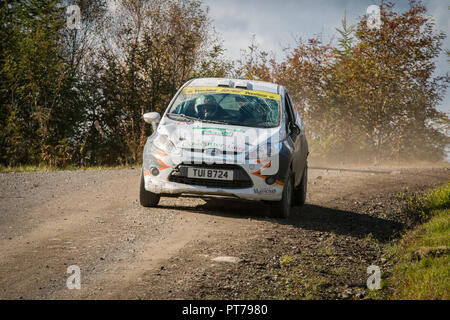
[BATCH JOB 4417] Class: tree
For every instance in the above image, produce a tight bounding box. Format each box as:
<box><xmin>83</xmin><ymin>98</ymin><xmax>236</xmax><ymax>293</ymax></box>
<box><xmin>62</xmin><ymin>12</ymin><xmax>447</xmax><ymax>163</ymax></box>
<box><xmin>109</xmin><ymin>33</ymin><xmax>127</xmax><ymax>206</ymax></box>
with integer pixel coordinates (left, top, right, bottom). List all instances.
<box><xmin>1</xmin><ymin>0</ymin><xmax>72</xmax><ymax>166</ymax></box>
<box><xmin>346</xmin><ymin>1</ymin><xmax>448</xmax><ymax>161</ymax></box>
<box><xmin>335</xmin><ymin>11</ymin><xmax>356</xmax><ymax>57</ymax></box>
<box><xmin>235</xmin><ymin>35</ymin><xmax>275</xmax><ymax>82</ymax></box>
<box><xmin>83</xmin><ymin>0</ymin><xmax>225</xmax><ymax>164</ymax></box>
<box><xmin>0</xmin><ymin>0</ymin><xmax>108</xmax><ymax>167</ymax></box>
<box><xmin>274</xmin><ymin>1</ymin><xmax>449</xmax><ymax>163</ymax></box>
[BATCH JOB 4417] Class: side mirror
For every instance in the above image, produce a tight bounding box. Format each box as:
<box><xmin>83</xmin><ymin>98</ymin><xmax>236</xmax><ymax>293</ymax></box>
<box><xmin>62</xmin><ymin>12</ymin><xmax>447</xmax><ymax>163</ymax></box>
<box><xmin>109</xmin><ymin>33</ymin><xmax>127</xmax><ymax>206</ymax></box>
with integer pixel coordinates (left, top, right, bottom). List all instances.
<box><xmin>143</xmin><ymin>112</ymin><xmax>160</xmax><ymax>131</ymax></box>
<box><xmin>290</xmin><ymin>123</ymin><xmax>301</xmax><ymax>137</ymax></box>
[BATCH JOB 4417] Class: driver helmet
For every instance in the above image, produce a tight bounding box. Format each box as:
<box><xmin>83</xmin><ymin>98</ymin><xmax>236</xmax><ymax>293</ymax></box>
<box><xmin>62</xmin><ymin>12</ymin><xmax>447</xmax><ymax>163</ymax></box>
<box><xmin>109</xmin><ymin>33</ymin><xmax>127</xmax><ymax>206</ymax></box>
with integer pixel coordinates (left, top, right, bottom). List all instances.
<box><xmin>194</xmin><ymin>95</ymin><xmax>218</xmax><ymax>119</ymax></box>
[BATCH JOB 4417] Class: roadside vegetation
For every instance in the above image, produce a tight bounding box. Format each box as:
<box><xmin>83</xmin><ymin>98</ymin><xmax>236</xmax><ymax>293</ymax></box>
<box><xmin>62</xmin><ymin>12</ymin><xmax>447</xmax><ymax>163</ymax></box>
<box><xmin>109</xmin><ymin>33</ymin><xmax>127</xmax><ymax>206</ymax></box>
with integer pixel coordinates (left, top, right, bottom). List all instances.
<box><xmin>378</xmin><ymin>183</ymin><xmax>450</xmax><ymax>299</ymax></box>
<box><xmin>0</xmin><ymin>164</ymin><xmax>137</xmax><ymax>173</ymax></box>
<box><xmin>1</xmin><ymin>1</ymin><xmax>448</xmax><ymax>169</ymax></box>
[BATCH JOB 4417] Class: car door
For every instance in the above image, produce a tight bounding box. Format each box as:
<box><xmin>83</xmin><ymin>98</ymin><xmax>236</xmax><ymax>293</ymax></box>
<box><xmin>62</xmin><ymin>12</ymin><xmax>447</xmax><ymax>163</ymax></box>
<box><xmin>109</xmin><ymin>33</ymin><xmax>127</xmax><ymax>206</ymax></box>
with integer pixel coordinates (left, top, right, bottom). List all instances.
<box><xmin>284</xmin><ymin>92</ymin><xmax>303</xmax><ymax>187</ymax></box>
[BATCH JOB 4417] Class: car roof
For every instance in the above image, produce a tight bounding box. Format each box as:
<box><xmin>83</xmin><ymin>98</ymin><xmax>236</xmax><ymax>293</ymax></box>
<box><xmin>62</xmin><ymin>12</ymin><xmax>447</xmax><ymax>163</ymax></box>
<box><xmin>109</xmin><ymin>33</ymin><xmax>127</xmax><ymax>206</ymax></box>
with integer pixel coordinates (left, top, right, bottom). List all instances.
<box><xmin>187</xmin><ymin>78</ymin><xmax>280</xmax><ymax>94</ymax></box>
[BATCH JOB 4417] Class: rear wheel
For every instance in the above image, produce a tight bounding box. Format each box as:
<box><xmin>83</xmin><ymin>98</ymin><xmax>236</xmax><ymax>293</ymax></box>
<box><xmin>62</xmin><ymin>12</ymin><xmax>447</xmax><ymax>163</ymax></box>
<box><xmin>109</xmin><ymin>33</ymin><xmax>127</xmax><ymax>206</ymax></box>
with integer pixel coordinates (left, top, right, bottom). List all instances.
<box><xmin>269</xmin><ymin>170</ymin><xmax>294</xmax><ymax>219</ymax></box>
<box><xmin>294</xmin><ymin>163</ymin><xmax>307</xmax><ymax>207</ymax></box>
<box><xmin>140</xmin><ymin>171</ymin><xmax>160</xmax><ymax>207</ymax></box>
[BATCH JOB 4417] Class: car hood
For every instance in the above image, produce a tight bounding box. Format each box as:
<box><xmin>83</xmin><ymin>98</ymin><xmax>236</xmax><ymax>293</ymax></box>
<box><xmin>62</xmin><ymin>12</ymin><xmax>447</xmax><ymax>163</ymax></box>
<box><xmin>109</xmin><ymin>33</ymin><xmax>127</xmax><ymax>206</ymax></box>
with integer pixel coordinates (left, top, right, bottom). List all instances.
<box><xmin>157</xmin><ymin>117</ymin><xmax>283</xmax><ymax>153</ymax></box>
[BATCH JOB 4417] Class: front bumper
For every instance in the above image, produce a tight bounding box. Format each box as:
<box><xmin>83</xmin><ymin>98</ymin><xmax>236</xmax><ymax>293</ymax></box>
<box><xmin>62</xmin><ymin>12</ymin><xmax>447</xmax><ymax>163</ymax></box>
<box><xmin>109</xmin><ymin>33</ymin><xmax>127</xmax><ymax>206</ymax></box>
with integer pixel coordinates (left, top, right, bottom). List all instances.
<box><xmin>142</xmin><ymin>133</ymin><xmax>291</xmax><ymax>201</ymax></box>
<box><xmin>143</xmin><ymin>164</ymin><xmax>285</xmax><ymax>201</ymax></box>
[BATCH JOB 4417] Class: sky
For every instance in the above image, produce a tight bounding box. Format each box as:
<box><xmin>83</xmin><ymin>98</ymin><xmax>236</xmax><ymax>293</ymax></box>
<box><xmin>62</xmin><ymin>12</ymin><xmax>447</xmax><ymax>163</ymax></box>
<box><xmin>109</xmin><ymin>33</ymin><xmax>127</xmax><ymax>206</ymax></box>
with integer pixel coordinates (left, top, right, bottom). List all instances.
<box><xmin>202</xmin><ymin>0</ymin><xmax>449</xmax><ymax>114</ymax></box>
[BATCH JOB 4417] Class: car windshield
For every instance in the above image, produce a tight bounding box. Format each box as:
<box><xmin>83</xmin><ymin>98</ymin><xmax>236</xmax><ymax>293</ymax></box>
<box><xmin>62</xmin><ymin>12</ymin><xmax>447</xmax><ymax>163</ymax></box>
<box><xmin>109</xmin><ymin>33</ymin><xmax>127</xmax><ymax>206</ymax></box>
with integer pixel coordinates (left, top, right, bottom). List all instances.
<box><xmin>167</xmin><ymin>86</ymin><xmax>281</xmax><ymax>128</ymax></box>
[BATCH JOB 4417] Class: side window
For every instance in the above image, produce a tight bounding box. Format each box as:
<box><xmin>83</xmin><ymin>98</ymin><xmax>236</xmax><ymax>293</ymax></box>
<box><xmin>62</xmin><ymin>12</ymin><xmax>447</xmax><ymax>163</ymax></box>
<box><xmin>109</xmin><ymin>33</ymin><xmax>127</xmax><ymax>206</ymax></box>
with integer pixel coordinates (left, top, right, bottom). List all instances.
<box><xmin>287</xmin><ymin>94</ymin><xmax>304</xmax><ymax>131</ymax></box>
<box><xmin>284</xmin><ymin>92</ymin><xmax>295</xmax><ymax>128</ymax></box>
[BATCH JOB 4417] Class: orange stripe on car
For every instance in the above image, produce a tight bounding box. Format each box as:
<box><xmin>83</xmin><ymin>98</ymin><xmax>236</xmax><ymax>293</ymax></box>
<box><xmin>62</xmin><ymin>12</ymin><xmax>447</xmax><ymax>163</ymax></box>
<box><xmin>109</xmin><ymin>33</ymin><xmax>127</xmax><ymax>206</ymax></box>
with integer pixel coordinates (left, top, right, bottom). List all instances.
<box><xmin>151</xmin><ymin>147</ymin><xmax>170</xmax><ymax>170</ymax></box>
<box><xmin>155</xmin><ymin>147</ymin><xmax>168</xmax><ymax>156</ymax></box>
<box><xmin>251</xmin><ymin>161</ymin><xmax>272</xmax><ymax>179</ymax></box>
<box><xmin>252</xmin><ymin>161</ymin><xmax>285</xmax><ymax>186</ymax></box>
<box><xmin>156</xmin><ymin>158</ymin><xmax>170</xmax><ymax>170</ymax></box>
<box><xmin>256</xmin><ymin>159</ymin><xmax>269</xmax><ymax>164</ymax></box>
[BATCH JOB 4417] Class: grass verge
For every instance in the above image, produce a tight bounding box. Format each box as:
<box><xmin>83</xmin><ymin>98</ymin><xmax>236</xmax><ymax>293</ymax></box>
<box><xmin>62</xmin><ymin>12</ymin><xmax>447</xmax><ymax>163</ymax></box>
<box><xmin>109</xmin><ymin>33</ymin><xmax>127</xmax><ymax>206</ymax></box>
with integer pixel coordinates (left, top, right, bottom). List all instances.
<box><xmin>379</xmin><ymin>182</ymin><xmax>449</xmax><ymax>299</ymax></box>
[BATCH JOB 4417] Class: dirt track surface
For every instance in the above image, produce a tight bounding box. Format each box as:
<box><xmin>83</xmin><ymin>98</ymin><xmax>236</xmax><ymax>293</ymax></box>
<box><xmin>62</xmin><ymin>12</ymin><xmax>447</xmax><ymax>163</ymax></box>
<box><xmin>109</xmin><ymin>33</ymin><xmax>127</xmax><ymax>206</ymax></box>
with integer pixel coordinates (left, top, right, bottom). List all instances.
<box><xmin>0</xmin><ymin>166</ymin><xmax>448</xmax><ymax>299</ymax></box>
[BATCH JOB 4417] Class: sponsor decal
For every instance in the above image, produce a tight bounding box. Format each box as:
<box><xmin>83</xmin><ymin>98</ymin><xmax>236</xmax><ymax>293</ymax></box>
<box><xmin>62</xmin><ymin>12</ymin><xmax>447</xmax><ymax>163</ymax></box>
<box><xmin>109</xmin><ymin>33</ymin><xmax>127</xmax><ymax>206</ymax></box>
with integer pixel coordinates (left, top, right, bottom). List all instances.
<box><xmin>254</xmin><ymin>188</ymin><xmax>276</xmax><ymax>194</ymax></box>
<box><xmin>203</xmin><ymin>148</ymin><xmax>219</xmax><ymax>156</ymax></box>
<box><xmin>192</xmin><ymin>126</ymin><xmax>246</xmax><ymax>137</ymax></box>
<box><xmin>175</xmin><ymin>120</ymin><xmax>192</xmax><ymax>125</ymax></box>
<box><xmin>179</xmin><ymin>141</ymin><xmax>245</xmax><ymax>152</ymax></box>
<box><xmin>183</xmin><ymin>86</ymin><xmax>281</xmax><ymax>101</ymax></box>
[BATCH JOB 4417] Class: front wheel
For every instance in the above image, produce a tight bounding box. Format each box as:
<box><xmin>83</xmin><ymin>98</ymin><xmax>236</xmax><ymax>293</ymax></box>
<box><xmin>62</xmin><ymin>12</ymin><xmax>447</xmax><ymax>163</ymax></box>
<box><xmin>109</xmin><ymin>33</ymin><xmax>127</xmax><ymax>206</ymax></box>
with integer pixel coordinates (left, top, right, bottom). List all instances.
<box><xmin>268</xmin><ymin>170</ymin><xmax>294</xmax><ymax>219</ymax></box>
<box><xmin>140</xmin><ymin>171</ymin><xmax>160</xmax><ymax>207</ymax></box>
<box><xmin>294</xmin><ymin>163</ymin><xmax>307</xmax><ymax>207</ymax></box>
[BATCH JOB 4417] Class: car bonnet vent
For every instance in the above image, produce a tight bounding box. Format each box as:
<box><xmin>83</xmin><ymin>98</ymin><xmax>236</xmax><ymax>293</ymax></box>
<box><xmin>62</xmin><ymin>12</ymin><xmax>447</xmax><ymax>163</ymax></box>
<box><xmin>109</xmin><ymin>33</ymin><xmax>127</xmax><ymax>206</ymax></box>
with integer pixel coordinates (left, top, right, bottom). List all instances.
<box><xmin>234</xmin><ymin>80</ymin><xmax>250</xmax><ymax>90</ymax></box>
<box><xmin>217</xmin><ymin>80</ymin><xmax>233</xmax><ymax>88</ymax></box>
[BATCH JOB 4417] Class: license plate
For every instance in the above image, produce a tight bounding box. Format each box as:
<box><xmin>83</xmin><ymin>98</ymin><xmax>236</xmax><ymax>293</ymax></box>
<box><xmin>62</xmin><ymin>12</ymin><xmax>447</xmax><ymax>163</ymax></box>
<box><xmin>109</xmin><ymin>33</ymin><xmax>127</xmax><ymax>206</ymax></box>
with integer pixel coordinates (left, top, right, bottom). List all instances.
<box><xmin>187</xmin><ymin>168</ymin><xmax>233</xmax><ymax>181</ymax></box>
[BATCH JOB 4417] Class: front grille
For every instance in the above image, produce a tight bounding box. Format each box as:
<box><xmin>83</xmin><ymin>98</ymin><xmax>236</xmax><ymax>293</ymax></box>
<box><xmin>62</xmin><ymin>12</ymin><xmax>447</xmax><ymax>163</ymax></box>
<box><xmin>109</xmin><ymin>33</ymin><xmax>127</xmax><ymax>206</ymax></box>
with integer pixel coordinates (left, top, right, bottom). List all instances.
<box><xmin>182</xmin><ymin>148</ymin><xmax>242</xmax><ymax>156</ymax></box>
<box><xmin>169</xmin><ymin>163</ymin><xmax>253</xmax><ymax>189</ymax></box>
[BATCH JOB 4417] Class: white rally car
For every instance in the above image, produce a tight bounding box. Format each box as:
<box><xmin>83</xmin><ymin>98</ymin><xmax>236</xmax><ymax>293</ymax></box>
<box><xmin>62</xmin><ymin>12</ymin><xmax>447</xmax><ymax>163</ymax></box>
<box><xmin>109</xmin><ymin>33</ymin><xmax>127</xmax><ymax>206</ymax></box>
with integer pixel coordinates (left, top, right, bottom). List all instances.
<box><xmin>140</xmin><ymin>78</ymin><xmax>308</xmax><ymax>218</ymax></box>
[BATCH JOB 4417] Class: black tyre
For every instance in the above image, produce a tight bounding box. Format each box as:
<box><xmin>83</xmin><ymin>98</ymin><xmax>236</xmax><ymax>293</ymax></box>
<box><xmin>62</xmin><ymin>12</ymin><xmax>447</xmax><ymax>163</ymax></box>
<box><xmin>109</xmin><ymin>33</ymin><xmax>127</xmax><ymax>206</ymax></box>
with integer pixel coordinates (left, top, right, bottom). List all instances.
<box><xmin>294</xmin><ymin>163</ymin><xmax>307</xmax><ymax>207</ymax></box>
<box><xmin>140</xmin><ymin>171</ymin><xmax>160</xmax><ymax>207</ymax></box>
<box><xmin>269</xmin><ymin>170</ymin><xmax>294</xmax><ymax>219</ymax></box>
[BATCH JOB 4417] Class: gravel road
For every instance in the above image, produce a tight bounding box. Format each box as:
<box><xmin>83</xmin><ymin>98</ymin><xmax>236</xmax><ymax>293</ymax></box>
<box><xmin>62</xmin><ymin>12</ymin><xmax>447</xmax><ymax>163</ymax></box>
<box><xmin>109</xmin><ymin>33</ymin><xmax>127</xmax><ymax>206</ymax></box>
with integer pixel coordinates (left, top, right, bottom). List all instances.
<box><xmin>0</xmin><ymin>166</ymin><xmax>448</xmax><ymax>299</ymax></box>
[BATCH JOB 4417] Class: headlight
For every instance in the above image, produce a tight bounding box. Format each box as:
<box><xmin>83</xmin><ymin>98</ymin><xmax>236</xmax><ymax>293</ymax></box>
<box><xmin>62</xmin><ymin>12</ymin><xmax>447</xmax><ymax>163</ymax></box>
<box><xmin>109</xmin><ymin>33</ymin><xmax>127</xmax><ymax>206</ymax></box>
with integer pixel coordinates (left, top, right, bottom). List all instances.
<box><xmin>152</xmin><ymin>134</ymin><xmax>179</xmax><ymax>154</ymax></box>
<box><xmin>246</xmin><ymin>141</ymin><xmax>282</xmax><ymax>160</ymax></box>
